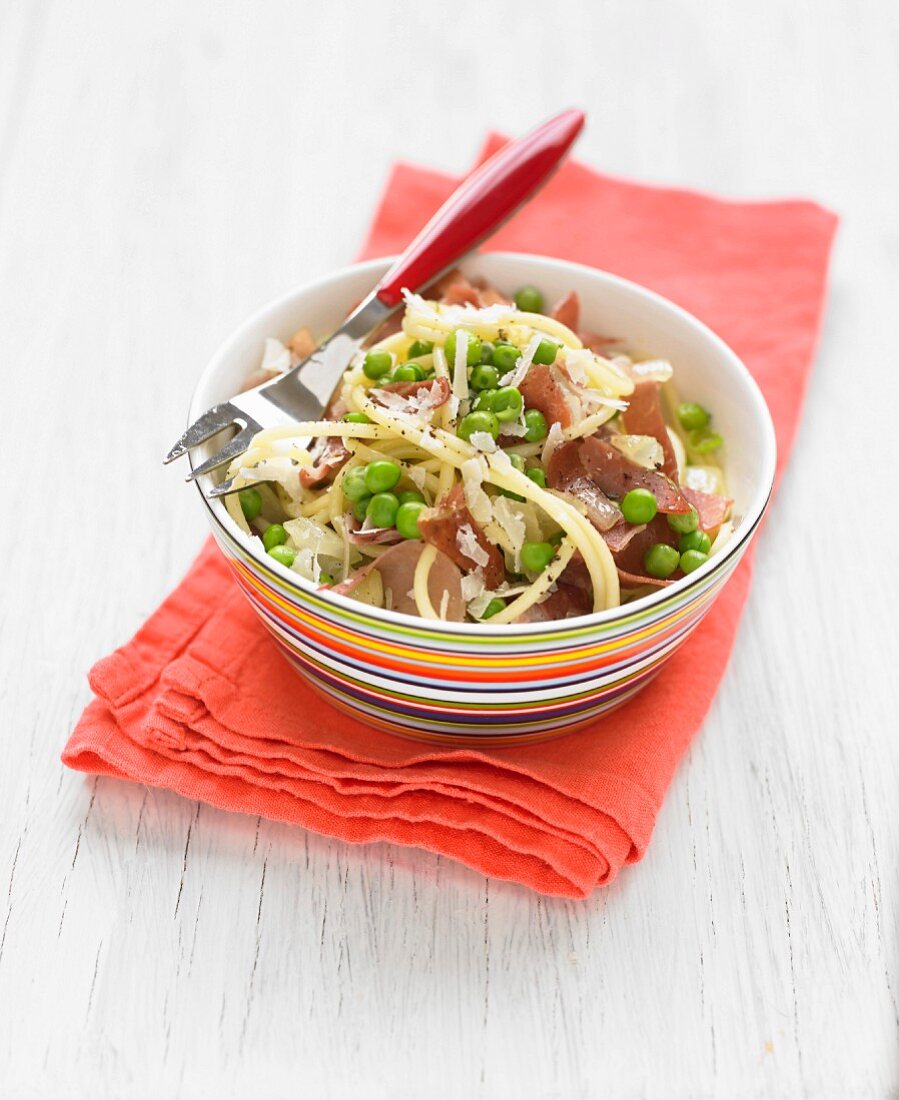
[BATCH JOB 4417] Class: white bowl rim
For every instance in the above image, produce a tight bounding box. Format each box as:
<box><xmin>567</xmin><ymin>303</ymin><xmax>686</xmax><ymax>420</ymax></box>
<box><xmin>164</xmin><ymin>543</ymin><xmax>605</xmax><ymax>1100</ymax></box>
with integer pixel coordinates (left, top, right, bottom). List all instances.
<box><xmin>189</xmin><ymin>252</ymin><xmax>777</xmax><ymax>636</ymax></box>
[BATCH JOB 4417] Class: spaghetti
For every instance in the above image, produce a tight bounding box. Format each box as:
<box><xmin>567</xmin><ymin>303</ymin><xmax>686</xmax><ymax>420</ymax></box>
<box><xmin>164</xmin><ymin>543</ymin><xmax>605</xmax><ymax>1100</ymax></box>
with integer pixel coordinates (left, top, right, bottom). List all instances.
<box><xmin>225</xmin><ymin>274</ymin><xmax>732</xmax><ymax>624</ymax></box>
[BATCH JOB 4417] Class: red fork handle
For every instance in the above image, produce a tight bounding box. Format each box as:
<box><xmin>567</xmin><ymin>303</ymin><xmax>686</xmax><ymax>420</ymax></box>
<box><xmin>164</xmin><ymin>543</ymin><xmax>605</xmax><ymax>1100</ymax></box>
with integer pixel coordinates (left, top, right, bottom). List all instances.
<box><xmin>372</xmin><ymin>109</ymin><xmax>586</xmax><ymax>309</ymax></box>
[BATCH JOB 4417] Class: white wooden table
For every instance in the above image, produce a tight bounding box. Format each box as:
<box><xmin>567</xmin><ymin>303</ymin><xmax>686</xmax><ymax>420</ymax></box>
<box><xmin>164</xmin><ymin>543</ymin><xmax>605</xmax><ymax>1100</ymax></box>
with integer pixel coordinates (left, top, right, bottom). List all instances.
<box><xmin>2</xmin><ymin>1</ymin><xmax>897</xmax><ymax>1096</ymax></box>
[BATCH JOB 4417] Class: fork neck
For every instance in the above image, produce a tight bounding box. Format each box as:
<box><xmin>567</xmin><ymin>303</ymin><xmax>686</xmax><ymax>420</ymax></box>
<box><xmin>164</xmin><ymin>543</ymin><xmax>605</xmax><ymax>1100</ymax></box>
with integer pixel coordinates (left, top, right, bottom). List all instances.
<box><xmin>338</xmin><ymin>290</ymin><xmax>397</xmax><ymax>342</ymax></box>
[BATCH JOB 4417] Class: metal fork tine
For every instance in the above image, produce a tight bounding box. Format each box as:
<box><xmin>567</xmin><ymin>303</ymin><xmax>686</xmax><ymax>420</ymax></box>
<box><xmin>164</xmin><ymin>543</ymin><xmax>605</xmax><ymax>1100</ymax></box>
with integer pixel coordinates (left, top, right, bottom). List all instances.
<box><xmin>206</xmin><ymin>476</ymin><xmax>240</xmax><ymax>499</ymax></box>
<box><xmin>185</xmin><ymin>426</ymin><xmax>258</xmax><ymax>482</ymax></box>
<box><xmin>163</xmin><ymin>402</ymin><xmax>238</xmax><ymax>464</ymax></box>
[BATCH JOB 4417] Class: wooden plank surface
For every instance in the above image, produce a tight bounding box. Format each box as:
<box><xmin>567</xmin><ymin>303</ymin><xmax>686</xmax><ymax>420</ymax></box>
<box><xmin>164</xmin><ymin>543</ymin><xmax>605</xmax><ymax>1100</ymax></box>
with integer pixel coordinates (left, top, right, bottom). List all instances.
<box><xmin>1</xmin><ymin>0</ymin><xmax>897</xmax><ymax>1096</ymax></box>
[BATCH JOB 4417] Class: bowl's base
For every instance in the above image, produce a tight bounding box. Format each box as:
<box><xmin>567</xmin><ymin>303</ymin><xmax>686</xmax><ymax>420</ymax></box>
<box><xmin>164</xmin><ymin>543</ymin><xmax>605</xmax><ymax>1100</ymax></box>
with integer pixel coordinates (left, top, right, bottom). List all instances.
<box><xmin>299</xmin><ymin>662</ymin><xmax>660</xmax><ymax>747</ymax></box>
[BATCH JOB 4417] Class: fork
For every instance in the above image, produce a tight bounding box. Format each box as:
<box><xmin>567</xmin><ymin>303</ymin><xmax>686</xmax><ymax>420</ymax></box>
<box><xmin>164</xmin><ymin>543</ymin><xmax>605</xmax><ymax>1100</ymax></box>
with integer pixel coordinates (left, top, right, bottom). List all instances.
<box><xmin>164</xmin><ymin>108</ymin><xmax>586</xmax><ymax>497</ymax></box>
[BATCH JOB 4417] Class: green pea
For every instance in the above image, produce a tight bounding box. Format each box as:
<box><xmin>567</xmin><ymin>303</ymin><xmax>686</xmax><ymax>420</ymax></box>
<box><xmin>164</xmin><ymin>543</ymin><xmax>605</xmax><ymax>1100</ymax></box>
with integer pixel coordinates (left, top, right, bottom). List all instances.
<box><xmin>364</xmin><ymin>460</ymin><xmax>402</xmax><ymax>494</ymax></box>
<box><xmin>492</xmin><ymin>386</ymin><xmax>524</xmax><ymax>423</ymax></box>
<box><xmin>480</xmin><ymin>341</ymin><xmax>495</xmax><ymax>365</ymax></box>
<box><xmin>680</xmin><ymin>549</ymin><xmax>709</xmax><ymax>574</ymax></box>
<box><xmin>398</xmin><ymin>490</ymin><xmax>425</xmax><ymax>506</ymax></box>
<box><xmin>318</xmin><ymin>571</ymin><xmax>335</xmax><ymax>585</ymax></box>
<box><xmin>458</xmin><ymin>410</ymin><xmax>500</xmax><ymax>442</ymax></box>
<box><xmin>481</xmin><ymin>598</ymin><xmax>505</xmax><ymax>620</ymax></box>
<box><xmin>526</xmin><ymin>467</ymin><xmax>547</xmax><ymax>488</ymax></box>
<box><xmin>473</xmin><ymin>388</ymin><xmax>498</xmax><ymax>411</ymax></box>
<box><xmin>444</xmin><ymin>330</ymin><xmax>482</xmax><ymax>366</ymax></box>
<box><xmin>343</xmin><ymin>412</ymin><xmax>371</xmax><ymax>424</ymax></box>
<box><xmin>238</xmin><ymin>487</ymin><xmax>262</xmax><ymax>522</ymax></box>
<box><xmin>262</xmin><ymin>523</ymin><xmax>288</xmax><ymax>551</ymax></box>
<box><xmin>677</xmin><ymin>402</ymin><xmax>710</xmax><ymax>432</ymax></box>
<box><xmin>341</xmin><ymin>465</ymin><xmax>370</xmax><ymax>503</ymax></box>
<box><xmin>508</xmin><ymin>453</ymin><xmax>527</xmax><ymax>472</ymax></box>
<box><xmin>514</xmin><ymin>286</ymin><xmax>544</xmax><ymax>313</ymax></box>
<box><xmin>643</xmin><ymin>543</ymin><xmax>680</xmax><ymax>579</ymax></box>
<box><xmin>396</xmin><ymin>500</ymin><xmax>426</xmax><ymax>540</ymax></box>
<box><xmin>366</xmin><ymin>492</ymin><xmax>400</xmax><ymax>529</ymax></box>
<box><xmin>621</xmin><ymin>488</ymin><xmax>658</xmax><ymax>525</ymax></box>
<box><xmin>667</xmin><ymin>506</ymin><xmax>699</xmax><ymax>534</ymax></box>
<box><xmin>688</xmin><ymin>428</ymin><xmax>723</xmax><ymax>454</ymax></box>
<box><xmin>363</xmin><ymin>350</ymin><xmax>393</xmax><ymax>380</ymax></box>
<box><xmin>391</xmin><ymin>363</ymin><xmax>424</xmax><ymax>383</ymax></box>
<box><xmin>492</xmin><ymin>343</ymin><xmax>520</xmax><ymax>373</ymax></box>
<box><xmin>679</xmin><ymin>530</ymin><xmax>712</xmax><ymax>554</ymax></box>
<box><xmin>523</xmin><ymin>408</ymin><xmax>548</xmax><ymax>442</ymax></box>
<box><xmin>521</xmin><ymin>541</ymin><xmax>555</xmax><ymax>573</ymax></box>
<box><xmin>268</xmin><ymin>544</ymin><xmax>297</xmax><ymax>567</ymax></box>
<box><xmin>407</xmin><ymin>340</ymin><xmax>433</xmax><ymax>358</ymax></box>
<box><xmin>470</xmin><ymin>364</ymin><xmax>499</xmax><ymax>392</ymax></box>
<box><xmin>353</xmin><ymin>495</ymin><xmax>371</xmax><ymax>521</ymax></box>
<box><xmin>531</xmin><ymin>339</ymin><xmax>559</xmax><ymax>366</ymax></box>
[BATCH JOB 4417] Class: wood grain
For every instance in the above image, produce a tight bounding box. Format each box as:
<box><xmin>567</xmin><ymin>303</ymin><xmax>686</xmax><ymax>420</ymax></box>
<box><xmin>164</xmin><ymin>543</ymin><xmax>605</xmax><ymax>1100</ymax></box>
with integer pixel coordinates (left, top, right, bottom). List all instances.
<box><xmin>1</xmin><ymin>0</ymin><xmax>897</xmax><ymax>1096</ymax></box>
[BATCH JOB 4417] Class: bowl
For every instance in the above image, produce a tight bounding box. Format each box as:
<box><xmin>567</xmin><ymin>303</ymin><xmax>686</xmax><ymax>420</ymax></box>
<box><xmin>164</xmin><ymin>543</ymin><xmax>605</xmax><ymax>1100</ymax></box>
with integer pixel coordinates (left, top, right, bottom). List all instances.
<box><xmin>189</xmin><ymin>253</ymin><xmax>776</xmax><ymax>746</ymax></box>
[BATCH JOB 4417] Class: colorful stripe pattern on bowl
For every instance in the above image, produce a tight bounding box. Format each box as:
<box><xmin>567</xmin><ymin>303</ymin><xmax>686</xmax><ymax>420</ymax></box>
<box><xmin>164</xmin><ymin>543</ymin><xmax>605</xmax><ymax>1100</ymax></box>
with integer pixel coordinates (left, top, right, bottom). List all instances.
<box><xmin>206</xmin><ymin>512</ymin><xmax>753</xmax><ymax>745</ymax></box>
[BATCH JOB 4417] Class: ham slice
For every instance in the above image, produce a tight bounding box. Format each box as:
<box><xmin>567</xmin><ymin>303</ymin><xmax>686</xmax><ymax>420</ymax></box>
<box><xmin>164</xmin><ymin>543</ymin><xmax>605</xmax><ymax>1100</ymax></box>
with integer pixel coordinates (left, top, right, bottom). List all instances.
<box><xmin>330</xmin><ymin>541</ymin><xmax>465</xmax><ymax>620</ymax></box>
<box><xmin>519</xmin><ymin>363</ymin><xmax>582</xmax><ymax>429</ymax></box>
<box><xmin>513</xmin><ymin>582</ymin><xmax>592</xmax><ymax>623</ymax></box>
<box><xmin>371</xmin><ymin>376</ymin><xmax>451</xmax><ymax>418</ymax></box>
<box><xmin>551</xmin><ymin>291</ymin><xmax>580</xmax><ymax>331</ymax></box>
<box><xmin>299</xmin><ymin>436</ymin><xmax>350</xmax><ymax>490</ymax></box>
<box><xmin>432</xmin><ymin>269</ymin><xmax>512</xmax><ymax>308</ymax></box>
<box><xmin>620</xmin><ymin>380</ymin><xmax>678</xmax><ymax>479</ymax></box>
<box><xmin>417</xmin><ymin>485</ymin><xmax>504</xmax><ymax>589</ymax></box>
<box><xmin>344</xmin><ymin>514</ymin><xmax>403</xmax><ymax>546</ymax></box>
<box><xmin>545</xmin><ymin>439</ymin><xmax>622</xmax><ymax>531</ymax></box>
<box><xmin>681</xmin><ymin>485</ymin><xmax>732</xmax><ymax>533</ymax></box>
<box><xmin>612</xmin><ymin>515</ymin><xmax>680</xmax><ymax>589</ymax></box>
<box><xmin>578</xmin><ymin>436</ymin><xmax>691</xmax><ymax>513</ymax></box>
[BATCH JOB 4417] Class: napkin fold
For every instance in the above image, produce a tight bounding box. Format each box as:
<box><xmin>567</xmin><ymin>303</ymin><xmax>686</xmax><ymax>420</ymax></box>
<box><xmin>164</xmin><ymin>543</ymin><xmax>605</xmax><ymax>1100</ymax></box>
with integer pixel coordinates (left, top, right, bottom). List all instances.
<box><xmin>63</xmin><ymin>135</ymin><xmax>837</xmax><ymax>898</ymax></box>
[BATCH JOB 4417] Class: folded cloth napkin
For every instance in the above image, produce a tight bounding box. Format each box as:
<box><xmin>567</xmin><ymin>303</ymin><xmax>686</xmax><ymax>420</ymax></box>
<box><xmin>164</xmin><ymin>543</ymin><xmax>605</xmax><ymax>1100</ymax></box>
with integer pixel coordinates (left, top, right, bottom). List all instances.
<box><xmin>63</xmin><ymin>135</ymin><xmax>837</xmax><ymax>898</ymax></box>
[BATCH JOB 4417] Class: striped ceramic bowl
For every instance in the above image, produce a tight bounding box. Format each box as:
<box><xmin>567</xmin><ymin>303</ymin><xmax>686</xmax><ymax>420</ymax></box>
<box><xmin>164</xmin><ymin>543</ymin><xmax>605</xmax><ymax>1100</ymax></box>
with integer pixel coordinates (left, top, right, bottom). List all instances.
<box><xmin>189</xmin><ymin>253</ymin><xmax>776</xmax><ymax>746</ymax></box>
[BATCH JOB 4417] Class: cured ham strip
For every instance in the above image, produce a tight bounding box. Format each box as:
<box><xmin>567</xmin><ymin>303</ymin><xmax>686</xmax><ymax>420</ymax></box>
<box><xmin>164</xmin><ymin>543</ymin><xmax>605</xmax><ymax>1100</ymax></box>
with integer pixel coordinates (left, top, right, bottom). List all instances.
<box><xmin>344</xmin><ymin>514</ymin><xmax>403</xmax><ymax>546</ymax></box>
<box><xmin>299</xmin><ymin>436</ymin><xmax>350</xmax><ymax>490</ymax></box>
<box><xmin>612</xmin><ymin>515</ymin><xmax>680</xmax><ymax>589</ymax></box>
<box><xmin>378</xmin><ymin>375</ymin><xmax>451</xmax><ymax>403</ymax></box>
<box><xmin>371</xmin><ymin>376</ymin><xmax>451</xmax><ymax>418</ymax></box>
<box><xmin>681</xmin><ymin>485</ymin><xmax>732</xmax><ymax>533</ymax></box>
<box><xmin>578</xmin><ymin>436</ymin><xmax>691</xmax><ymax>513</ymax></box>
<box><xmin>513</xmin><ymin>582</ymin><xmax>592</xmax><ymax>623</ymax></box>
<box><xmin>331</xmin><ymin>541</ymin><xmax>465</xmax><ymax>620</ymax></box>
<box><xmin>518</xmin><ymin>363</ymin><xmax>582</xmax><ymax>429</ymax></box>
<box><xmin>551</xmin><ymin>290</ymin><xmax>580</xmax><ymax>331</ymax></box>
<box><xmin>545</xmin><ymin>439</ymin><xmax>622</xmax><ymax>531</ymax></box>
<box><xmin>620</xmin><ymin>380</ymin><xmax>678</xmax><ymax>479</ymax></box>
<box><xmin>417</xmin><ymin>485</ymin><xmax>505</xmax><ymax>588</ymax></box>
<box><xmin>433</xmin><ymin>269</ymin><xmax>512</xmax><ymax>307</ymax></box>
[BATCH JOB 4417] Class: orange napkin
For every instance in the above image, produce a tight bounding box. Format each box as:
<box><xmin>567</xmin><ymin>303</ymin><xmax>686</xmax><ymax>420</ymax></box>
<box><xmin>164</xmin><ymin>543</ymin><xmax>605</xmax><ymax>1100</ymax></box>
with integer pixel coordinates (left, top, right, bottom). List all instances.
<box><xmin>63</xmin><ymin>136</ymin><xmax>837</xmax><ymax>898</ymax></box>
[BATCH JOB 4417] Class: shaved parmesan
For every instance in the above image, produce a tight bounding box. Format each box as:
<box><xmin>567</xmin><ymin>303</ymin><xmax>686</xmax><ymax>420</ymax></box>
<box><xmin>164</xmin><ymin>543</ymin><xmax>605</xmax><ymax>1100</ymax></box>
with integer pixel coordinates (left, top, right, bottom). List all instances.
<box><xmin>630</xmin><ymin>358</ymin><xmax>674</xmax><ymax>383</ymax></box>
<box><xmin>499</xmin><ymin>333</ymin><xmax>542</xmax><ymax>388</ymax></box>
<box><xmin>683</xmin><ymin>464</ymin><xmax>725</xmax><ymax>496</ymax></box>
<box><xmin>260</xmin><ymin>337</ymin><xmax>291</xmax><ymax>375</ymax></box>
<box><xmin>438</xmin><ymin>590</ymin><xmax>450</xmax><ymax>620</ymax></box>
<box><xmin>609</xmin><ymin>433</ymin><xmax>664</xmax><ymax>470</ymax></box>
<box><xmin>284</xmin><ymin>516</ymin><xmax>345</xmax><ymax>561</ymax></box>
<box><xmin>469</xmin><ymin>431</ymin><xmax>497</xmax><ymax>453</ymax></box>
<box><xmin>541</xmin><ymin>421</ymin><xmax>565</xmax><ymax>467</ymax></box>
<box><xmin>491</xmin><ymin>495</ymin><xmax>527</xmax><ymax>570</ymax></box>
<box><xmin>461</xmin><ymin>572</ymin><xmax>486</xmax><ymax>602</ymax></box>
<box><xmin>408</xmin><ymin>465</ymin><xmax>428</xmax><ymax>490</ymax></box>
<box><xmin>457</xmin><ymin>524</ymin><xmax>489</xmax><ymax>568</ymax></box>
<box><xmin>461</xmin><ymin>457</ymin><xmax>493</xmax><ymax>525</ymax></box>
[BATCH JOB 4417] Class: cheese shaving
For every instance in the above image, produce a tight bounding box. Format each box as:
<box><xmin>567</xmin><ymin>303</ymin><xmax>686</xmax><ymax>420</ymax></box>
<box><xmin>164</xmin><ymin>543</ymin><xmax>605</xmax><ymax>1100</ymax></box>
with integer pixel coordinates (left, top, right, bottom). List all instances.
<box><xmin>541</xmin><ymin>421</ymin><xmax>565</xmax><ymax>467</ymax></box>
<box><xmin>457</xmin><ymin>524</ymin><xmax>489</xmax><ymax>568</ymax></box>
